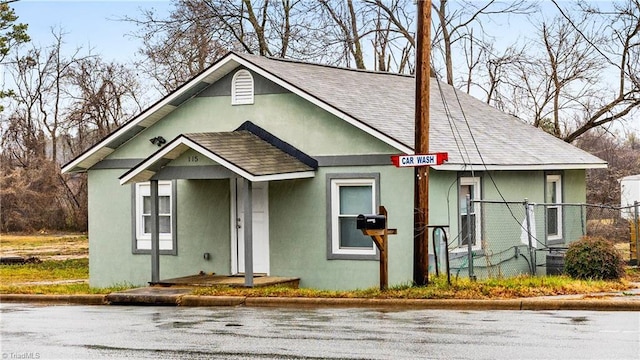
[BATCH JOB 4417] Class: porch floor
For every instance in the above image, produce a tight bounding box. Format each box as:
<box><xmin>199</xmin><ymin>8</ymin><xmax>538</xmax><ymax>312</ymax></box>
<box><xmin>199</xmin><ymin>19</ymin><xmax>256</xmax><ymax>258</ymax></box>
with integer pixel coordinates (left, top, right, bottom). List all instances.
<box><xmin>153</xmin><ymin>273</ymin><xmax>300</xmax><ymax>288</ymax></box>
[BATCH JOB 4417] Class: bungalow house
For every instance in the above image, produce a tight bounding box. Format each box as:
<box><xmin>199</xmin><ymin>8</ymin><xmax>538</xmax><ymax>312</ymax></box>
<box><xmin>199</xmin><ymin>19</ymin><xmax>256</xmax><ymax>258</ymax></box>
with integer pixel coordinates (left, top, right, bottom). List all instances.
<box><xmin>62</xmin><ymin>52</ymin><xmax>606</xmax><ymax>290</ymax></box>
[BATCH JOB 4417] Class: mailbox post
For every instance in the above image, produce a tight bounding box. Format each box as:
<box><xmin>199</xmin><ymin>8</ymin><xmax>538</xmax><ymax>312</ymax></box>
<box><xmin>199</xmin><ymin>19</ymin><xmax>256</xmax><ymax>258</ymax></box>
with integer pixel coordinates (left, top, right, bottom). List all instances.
<box><xmin>357</xmin><ymin>206</ymin><xmax>397</xmax><ymax>290</ymax></box>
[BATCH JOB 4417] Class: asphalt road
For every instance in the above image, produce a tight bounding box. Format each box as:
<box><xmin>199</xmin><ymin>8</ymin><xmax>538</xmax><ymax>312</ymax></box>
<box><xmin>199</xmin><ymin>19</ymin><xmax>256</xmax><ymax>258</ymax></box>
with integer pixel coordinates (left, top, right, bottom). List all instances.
<box><xmin>1</xmin><ymin>303</ymin><xmax>638</xmax><ymax>359</ymax></box>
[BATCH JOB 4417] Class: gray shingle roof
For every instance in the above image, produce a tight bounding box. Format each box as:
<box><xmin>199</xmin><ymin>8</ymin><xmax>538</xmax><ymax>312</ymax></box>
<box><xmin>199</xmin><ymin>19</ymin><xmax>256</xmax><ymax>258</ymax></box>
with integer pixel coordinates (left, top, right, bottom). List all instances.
<box><xmin>237</xmin><ymin>53</ymin><xmax>606</xmax><ymax>169</ymax></box>
<box><xmin>119</xmin><ymin>127</ymin><xmax>316</xmax><ymax>185</ymax></box>
<box><xmin>64</xmin><ymin>51</ymin><xmax>606</xmax><ymax>174</ymax></box>
<box><xmin>184</xmin><ymin>131</ymin><xmax>315</xmax><ymax>176</ymax></box>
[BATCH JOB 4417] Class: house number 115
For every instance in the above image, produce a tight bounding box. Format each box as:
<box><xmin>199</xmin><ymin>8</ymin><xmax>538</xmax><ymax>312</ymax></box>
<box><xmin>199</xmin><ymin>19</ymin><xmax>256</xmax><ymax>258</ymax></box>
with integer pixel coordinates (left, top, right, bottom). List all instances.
<box><xmin>188</xmin><ymin>155</ymin><xmax>199</xmax><ymax>163</ymax></box>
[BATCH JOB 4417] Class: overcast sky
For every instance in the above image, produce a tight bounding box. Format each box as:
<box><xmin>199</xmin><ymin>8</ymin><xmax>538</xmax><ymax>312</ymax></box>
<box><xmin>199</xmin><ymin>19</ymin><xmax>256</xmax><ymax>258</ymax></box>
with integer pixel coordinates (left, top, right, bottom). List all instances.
<box><xmin>13</xmin><ymin>0</ymin><xmax>170</xmax><ymax>63</ymax></box>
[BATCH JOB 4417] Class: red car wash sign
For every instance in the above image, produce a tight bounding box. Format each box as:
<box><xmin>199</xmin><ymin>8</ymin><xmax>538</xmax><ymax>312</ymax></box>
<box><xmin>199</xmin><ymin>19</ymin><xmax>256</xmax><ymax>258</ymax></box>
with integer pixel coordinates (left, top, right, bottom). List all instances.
<box><xmin>391</xmin><ymin>152</ymin><xmax>448</xmax><ymax>167</ymax></box>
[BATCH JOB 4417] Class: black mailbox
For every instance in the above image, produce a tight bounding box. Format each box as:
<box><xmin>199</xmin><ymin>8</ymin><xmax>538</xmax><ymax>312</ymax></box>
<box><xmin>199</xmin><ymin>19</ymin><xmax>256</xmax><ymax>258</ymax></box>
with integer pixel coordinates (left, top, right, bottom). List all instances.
<box><xmin>356</xmin><ymin>214</ymin><xmax>386</xmax><ymax>230</ymax></box>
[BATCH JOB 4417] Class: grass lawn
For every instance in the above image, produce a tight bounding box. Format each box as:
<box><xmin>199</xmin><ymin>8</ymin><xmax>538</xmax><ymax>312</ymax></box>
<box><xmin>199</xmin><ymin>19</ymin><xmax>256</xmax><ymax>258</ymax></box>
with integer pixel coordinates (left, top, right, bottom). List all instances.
<box><xmin>190</xmin><ymin>274</ymin><xmax>634</xmax><ymax>300</ymax></box>
<box><xmin>0</xmin><ymin>258</ymin><xmax>88</xmax><ymax>283</ymax></box>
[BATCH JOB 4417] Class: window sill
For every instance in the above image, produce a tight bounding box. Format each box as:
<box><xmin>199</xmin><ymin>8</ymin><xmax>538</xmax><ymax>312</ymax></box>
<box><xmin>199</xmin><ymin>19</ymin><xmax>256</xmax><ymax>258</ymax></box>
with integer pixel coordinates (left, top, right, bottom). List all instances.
<box><xmin>133</xmin><ymin>249</ymin><xmax>177</xmax><ymax>256</ymax></box>
<box><xmin>327</xmin><ymin>252</ymin><xmax>380</xmax><ymax>261</ymax></box>
<box><xmin>547</xmin><ymin>239</ymin><xmax>565</xmax><ymax>246</ymax></box>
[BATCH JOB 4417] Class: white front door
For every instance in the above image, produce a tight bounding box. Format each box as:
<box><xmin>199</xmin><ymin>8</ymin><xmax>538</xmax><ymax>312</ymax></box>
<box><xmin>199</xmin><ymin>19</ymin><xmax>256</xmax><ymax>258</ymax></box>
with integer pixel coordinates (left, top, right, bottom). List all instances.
<box><xmin>234</xmin><ymin>179</ymin><xmax>269</xmax><ymax>275</ymax></box>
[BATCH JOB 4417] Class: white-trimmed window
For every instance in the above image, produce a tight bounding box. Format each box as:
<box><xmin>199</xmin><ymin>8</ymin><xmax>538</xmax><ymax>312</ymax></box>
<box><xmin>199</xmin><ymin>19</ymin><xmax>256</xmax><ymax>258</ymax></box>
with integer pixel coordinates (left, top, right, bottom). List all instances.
<box><xmin>231</xmin><ymin>69</ymin><xmax>254</xmax><ymax>105</ymax></box>
<box><xmin>459</xmin><ymin>177</ymin><xmax>482</xmax><ymax>250</ymax></box>
<box><xmin>328</xmin><ymin>175</ymin><xmax>379</xmax><ymax>259</ymax></box>
<box><xmin>546</xmin><ymin>174</ymin><xmax>563</xmax><ymax>241</ymax></box>
<box><xmin>134</xmin><ymin>181</ymin><xmax>175</xmax><ymax>252</ymax></box>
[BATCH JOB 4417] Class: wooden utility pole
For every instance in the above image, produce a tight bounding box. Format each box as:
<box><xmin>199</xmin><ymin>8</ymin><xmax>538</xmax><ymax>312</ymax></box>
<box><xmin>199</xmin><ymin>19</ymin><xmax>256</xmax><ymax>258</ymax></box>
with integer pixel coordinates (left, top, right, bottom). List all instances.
<box><xmin>414</xmin><ymin>0</ymin><xmax>431</xmax><ymax>286</ymax></box>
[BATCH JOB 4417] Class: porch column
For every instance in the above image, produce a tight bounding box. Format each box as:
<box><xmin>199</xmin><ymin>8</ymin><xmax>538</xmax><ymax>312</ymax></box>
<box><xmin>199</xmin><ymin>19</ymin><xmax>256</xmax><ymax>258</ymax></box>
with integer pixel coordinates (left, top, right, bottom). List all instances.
<box><xmin>150</xmin><ymin>179</ymin><xmax>160</xmax><ymax>283</ymax></box>
<box><xmin>243</xmin><ymin>178</ymin><xmax>254</xmax><ymax>287</ymax></box>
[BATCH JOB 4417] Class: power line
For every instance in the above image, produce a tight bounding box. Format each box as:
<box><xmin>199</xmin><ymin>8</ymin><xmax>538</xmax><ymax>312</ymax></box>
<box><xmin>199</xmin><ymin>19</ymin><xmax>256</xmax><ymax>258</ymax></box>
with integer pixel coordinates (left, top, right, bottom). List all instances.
<box><xmin>550</xmin><ymin>0</ymin><xmax>621</xmax><ymax>70</ymax></box>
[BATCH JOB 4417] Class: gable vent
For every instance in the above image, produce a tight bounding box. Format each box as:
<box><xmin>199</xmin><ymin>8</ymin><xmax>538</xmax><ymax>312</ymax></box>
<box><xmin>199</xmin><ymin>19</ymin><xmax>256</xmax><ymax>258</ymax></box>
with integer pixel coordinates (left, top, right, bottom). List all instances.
<box><xmin>232</xmin><ymin>69</ymin><xmax>254</xmax><ymax>105</ymax></box>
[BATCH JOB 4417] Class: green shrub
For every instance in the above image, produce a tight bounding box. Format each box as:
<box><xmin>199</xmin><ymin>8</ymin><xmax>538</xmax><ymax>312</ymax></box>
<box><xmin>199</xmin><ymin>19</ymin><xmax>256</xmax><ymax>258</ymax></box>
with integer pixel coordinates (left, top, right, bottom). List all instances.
<box><xmin>564</xmin><ymin>236</ymin><xmax>625</xmax><ymax>280</ymax></box>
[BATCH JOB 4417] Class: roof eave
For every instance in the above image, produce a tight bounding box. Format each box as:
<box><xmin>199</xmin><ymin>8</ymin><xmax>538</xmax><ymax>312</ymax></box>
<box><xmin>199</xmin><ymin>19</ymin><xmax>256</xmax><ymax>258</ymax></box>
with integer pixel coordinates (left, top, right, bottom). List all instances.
<box><xmin>434</xmin><ymin>163</ymin><xmax>608</xmax><ymax>171</ymax></box>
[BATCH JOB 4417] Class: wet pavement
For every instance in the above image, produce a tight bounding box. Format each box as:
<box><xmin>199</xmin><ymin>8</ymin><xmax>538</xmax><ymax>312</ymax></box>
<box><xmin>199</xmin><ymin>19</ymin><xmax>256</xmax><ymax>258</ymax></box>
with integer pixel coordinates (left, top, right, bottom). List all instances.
<box><xmin>1</xmin><ymin>303</ymin><xmax>639</xmax><ymax>359</ymax></box>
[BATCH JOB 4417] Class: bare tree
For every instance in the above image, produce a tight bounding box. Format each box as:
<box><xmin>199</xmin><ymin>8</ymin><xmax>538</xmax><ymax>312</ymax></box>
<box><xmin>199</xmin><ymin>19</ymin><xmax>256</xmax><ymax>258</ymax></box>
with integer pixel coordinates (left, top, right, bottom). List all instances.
<box><xmin>562</xmin><ymin>0</ymin><xmax>640</xmax><ymax>142</ymax></box>
<box><xmin>430</xmin><ymin>0</ymin><xmax>537</xmax><ymax>85</ymax></box>
<box><xmin>0</xmin><ymin>28</ymin><xmax>143</xmax><ymax>232</ymax></box>
<box><xmin>492</xmin><ymin>1</ymin><xmax>640</xmax><ymax>142</ymax></box>
<box><xmin>363</xmin><ymin>0</ymin><xmax>416</xmax><ymax>73</ymax></box>
<box><xmin>65</xmin><ymin>56</ymin><xmax>144</xmax><ymax>154</ymax></box>
<box><xmin>577</xmin><ymin>130</ymin><xmax>640</xmax><ymax>205</ymax></box>
<box><xmin>124</xmin><ymin>0</ymin><xmax>229</xmax><ymax>93</ymax></box>
<box><xmin>316</xmin><ymin>0</ymin><xmax>369</xmax><ymax>69</ymax></box>
<box><xmin>124</xmin><ymin>0</ymin><xmax>344</xmax><ymax>91</ymax></box>
<box><xmin>125</xmin><ymin>0</ymin><xmax>421</xmax><ymax>81</ymax></box>
<box><xmin>4</xmin><ymin>29</ymin><xmax>73</xmax><ymax>166</ymax></box>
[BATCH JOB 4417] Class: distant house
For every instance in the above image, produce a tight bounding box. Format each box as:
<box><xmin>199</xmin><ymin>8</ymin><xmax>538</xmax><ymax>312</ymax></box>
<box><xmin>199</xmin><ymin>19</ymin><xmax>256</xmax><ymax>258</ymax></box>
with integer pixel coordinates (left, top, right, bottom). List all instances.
<box><xmin>621</xmin><ymin>174</ymin><xmax>640</xmax><ymax>219</ymax></box>
<box><xmin>62</xmin><ymin>52</ymin><xmax>606</xmax><ymax>290</ymax></box>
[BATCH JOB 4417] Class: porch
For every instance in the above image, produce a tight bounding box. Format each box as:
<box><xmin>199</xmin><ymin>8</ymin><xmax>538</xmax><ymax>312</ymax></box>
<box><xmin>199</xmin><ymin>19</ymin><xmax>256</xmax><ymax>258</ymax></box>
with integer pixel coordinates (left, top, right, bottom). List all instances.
<box><xmin>119</xmin><ymin>121</ymin><xmax>318</xmax><ymax>288</ymax></box>
<box><xmin>154</xmin><ymin>273</ymin><xmax>300</xmax><ymax>288</ymax></box>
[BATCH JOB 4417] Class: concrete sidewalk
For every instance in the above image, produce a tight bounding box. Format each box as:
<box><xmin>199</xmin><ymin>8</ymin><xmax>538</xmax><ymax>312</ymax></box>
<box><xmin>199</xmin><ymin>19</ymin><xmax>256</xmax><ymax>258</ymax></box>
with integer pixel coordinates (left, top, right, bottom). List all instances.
<box><xmin>2</xmin><ymin>283</ymin><xmax>640</xmax><ymax>311</ymax></box>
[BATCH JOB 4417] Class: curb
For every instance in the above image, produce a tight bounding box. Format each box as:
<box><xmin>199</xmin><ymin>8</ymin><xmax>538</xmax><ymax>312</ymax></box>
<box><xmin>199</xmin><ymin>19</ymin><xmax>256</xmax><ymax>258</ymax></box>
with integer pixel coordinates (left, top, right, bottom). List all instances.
<box><xmin>244</xmin><ymin>297</ymin><xmax>640</xmax><ymax>311</ymax></box>
<box><xmin>179</xmin><ymin>295</ymin><xmax>246</xmax><ymax>307</ymax></box>
<box><xmin>519</xmin><ymin>298</ymin><xmax>640</xmax><ymax>311</ymax></box>
<box><xmin>0</xmin><ymin>294</ymin><xmax>107</xmax><ymax>305</ymax></box>
<box><xmin>244</xmin><ymin>297</ymin><xmax>524</xmax><ymax>309</ymax></box>
<box><xmin>1</xmin><ymin>294</ymin><xmax>639</xmax><ymax>311</ymax></box>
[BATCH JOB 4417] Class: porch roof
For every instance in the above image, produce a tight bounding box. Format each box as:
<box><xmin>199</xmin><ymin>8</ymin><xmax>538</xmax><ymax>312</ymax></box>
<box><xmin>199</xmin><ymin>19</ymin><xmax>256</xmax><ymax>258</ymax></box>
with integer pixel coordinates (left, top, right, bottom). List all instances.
<box><xmin>120</xmin><ymin>125</ymin><xmax>317</xmax><ymax>185</ymax></box>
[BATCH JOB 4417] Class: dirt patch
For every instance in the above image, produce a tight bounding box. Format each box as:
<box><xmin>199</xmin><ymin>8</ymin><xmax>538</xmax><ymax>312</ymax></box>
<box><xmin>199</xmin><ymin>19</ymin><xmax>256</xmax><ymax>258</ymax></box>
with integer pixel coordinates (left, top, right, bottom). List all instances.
<box><xmin>0</xmin><ymin>234</ymin><xmax>88</xmax><ymax>261</ymax></box>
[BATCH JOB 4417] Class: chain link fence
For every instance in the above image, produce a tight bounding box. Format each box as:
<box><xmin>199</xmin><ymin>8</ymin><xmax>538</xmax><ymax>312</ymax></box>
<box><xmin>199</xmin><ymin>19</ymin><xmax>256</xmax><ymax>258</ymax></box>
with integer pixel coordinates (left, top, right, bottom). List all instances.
<box><xmin>430</xmin><ymin>200</ymin><xmax>640</xmax><ymax>280</ymax></box>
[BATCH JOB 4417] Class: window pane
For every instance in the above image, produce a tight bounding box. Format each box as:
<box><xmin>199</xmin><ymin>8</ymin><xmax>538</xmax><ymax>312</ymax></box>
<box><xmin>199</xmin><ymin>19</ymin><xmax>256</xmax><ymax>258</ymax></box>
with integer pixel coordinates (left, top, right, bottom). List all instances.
<box><xmin>159</xmin><ymin>196</ymin><xmax>170</xmax><ymax>214</ymax></box>
<box><xmin>339</xmin><ymin>186</ymin><xmax>372</xmax><ymax>215</ymax></box>
<box><xmin>547</xmin><ymin>207</ymin><xmax>558</xmax><ymax>235</ymax></box>
<box><xmin>459</xmin><ymin>185</ymin><xmax>472</xmax><ymax>213</ymax></box>
<box><xmin>144</xmin><ymin>196</ymin><xmax>170</xmax><ymax>214</ymax></box>
<box><xmin>339</xmin><ymin>217</ymin><xmax>373</xmax><ymax>248</ymax></box>
<box><xmin>159</xmin><ymin>216</ymin><xmax>171</xmax><ymax>234</ymax></box>
<box><xmin>143</xmin><ymin>216</ymin><xmax>171</xmax><ymax>235</ymax></box>
<box><xmin>546</xmin><ymin>182</ymin><xmax>557</xmax><ymax>203</ymax></box>
<box><xmin>143</xmin><ymin>215</ymin><xmax>151</xmax><ymax>233</ymax></box>
<box><xmin>461</xmin><ymin>214</ymin><xmax>476</xmax><ymax>246</ymax></box>
<box><xmin>142</xmin><ymin>196</ymin><xmax>150</xmax><ymax>214</ymax></box>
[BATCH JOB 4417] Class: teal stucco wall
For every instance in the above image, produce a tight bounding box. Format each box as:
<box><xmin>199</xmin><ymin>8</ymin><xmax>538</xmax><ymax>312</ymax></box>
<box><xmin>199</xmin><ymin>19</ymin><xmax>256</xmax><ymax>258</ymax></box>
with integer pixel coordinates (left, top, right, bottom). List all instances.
<box><xmin>109</xmin><ymin>92</ymin><xmax>398</xmax><ymax>162</ymax></box>
<box><xmin>270</xmin><ymin>166</ymin><xmax>414</xmax><ymax>290</ymax></box>
<box><xmin>87</xmin><ymin>172</ymin><xmax>232</xmax><ymax>287</ymax></box>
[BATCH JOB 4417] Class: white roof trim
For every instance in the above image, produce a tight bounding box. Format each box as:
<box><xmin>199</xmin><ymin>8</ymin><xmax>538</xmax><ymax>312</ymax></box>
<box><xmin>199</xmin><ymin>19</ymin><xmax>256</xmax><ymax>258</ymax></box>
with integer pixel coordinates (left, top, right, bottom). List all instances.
<box><xmin>435</xmin><ymin>163</ymin><xmax>608</xmax><ymax>171</ymax></box>
<box><xmin>120</xmin><ymin>137</ymin><xmax>315</xmax><ymax>185</ymax></box>
<box><xmin>62</xmin><ymin>56</ymin><xmax>247</xmax><ymax>174</ymax></box>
